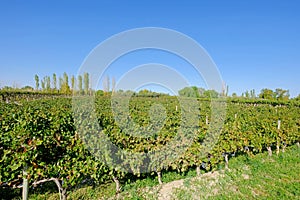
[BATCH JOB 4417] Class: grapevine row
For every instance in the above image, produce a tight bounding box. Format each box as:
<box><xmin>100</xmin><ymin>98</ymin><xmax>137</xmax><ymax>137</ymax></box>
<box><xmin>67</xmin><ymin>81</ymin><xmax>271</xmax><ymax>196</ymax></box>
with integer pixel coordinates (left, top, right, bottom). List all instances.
<box><xmin>0</xmin><ymin>96</ymin><xmax>299</xmax><ymax>198</ymax></box>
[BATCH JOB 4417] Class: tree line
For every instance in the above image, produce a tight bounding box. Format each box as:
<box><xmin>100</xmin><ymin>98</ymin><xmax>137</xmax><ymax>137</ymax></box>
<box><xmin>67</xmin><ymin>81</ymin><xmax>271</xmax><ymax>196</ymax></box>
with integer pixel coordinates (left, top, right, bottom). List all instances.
<box><xmin>33</xmin><ymin>72</ymin><xmax>90</xmax><ymax>95</ymax></box>
<box><xmin>1</xmin><ymin>74</ymin><xmax>299</xmax><ymax>100</ymax></box>
<box><xmin>178</xmin><ymin>86</ymin><xmax>297</xmax><ymax>101</ymax></box>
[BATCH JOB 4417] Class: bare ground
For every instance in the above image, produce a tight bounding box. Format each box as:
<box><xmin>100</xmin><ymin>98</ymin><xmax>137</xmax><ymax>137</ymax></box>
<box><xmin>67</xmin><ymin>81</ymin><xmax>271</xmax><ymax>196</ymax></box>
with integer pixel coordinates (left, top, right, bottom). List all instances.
<box><xmin>157</xmin><ymin>171</ymin><xmax>222</xmax><ymax>200</ymax></box>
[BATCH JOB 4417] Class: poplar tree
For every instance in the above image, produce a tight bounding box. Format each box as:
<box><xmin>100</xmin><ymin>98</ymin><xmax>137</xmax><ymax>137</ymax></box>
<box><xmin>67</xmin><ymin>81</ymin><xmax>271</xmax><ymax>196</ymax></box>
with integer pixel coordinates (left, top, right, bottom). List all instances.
<box><xmin>53</xmin><ymin>73</ymin><xmax>57</xmax><ymax>90</ymax></box>
<box><xmin>71</xmin><ymin>75</ymin><xmax>75</xmax><ymax>92</ymax></box>
<box><xmin>78</xmin><ymin>75</ymin><xmax>83</xmax><ymax>95</ymax></box>
<box><xmin>34</xmin><ymin>74</ymin><xmax>39</xmax><ymax>90</ymax></box>
<box><xmin>84</xmin><ymin>73</ymin><xmax>89</xmax><ymax>95</ymax></box>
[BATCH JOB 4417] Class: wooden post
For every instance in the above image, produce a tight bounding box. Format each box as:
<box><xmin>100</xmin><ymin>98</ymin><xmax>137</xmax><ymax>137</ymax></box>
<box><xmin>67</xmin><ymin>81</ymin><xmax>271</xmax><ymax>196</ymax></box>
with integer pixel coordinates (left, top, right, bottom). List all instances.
<box><xmin>276</xmin><ymin>144</ymin><xmax>280</xmax><ymax>155</ymax></box>
<box><xmin>175</xmin><ymin>105</ymin><xmax>178</xmax><ymax>111</ymax></box>
<box><xmin>22</xmin><ymin>169</ymin><xmax>28</xmax><ymax>200</ymax></box>
<box><xmin>224</xmin><ymin>154</ymin><xmax>229</xmax><ymax>169</ymax></box>
<box><xmin>277</xmin><ymin>120</ymin><xmax>281</xmax><ymax>155</ymax></box>
<box><xmin>157</xmin><ymin>171</ymin><xmax>163</xmax><ymax>185</ymax></box>
<box><xmin>196</xmin><ymin>166</ymin><xmax>201</xmax><ymax>176</ymax></box>
<box><xmin>267</xmin><ymin>146</ymin><xmax>272</xmax><ymax>156</ymax></box>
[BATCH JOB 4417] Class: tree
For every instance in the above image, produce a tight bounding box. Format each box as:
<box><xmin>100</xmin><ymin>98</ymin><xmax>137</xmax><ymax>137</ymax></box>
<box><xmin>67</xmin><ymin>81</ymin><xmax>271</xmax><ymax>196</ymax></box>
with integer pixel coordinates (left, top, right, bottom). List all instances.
<box><xmin>61</xmin><ymin>72</ymin><xmax>71</xmax><ymax>94</ymax></box>
<box><xmin>259</xmin><ymin>88</ymin><xmax>275</xmax><ymax>100</ymax></box>
<box><xmin>191</xmin><ymin>86</ymin><xmax>200</xmax><ymax>98</ymax></box>
<box><xmin>41</xmin><ymin>79</ymin><xmax>45</xmax><ymax>91</ymax></box>
<box><xmin>53</xmin><ymin>73</ymin><xmax>57</xmax><ymax>90</ymax></box>
<box><xmin>221</xmin><ymin>82</ymin><xmax>229</xmax><ymax>97</ymax></box>
<box><xmin>46</xmin><ymin>76</ymin><xmax>51</xmax><ymax>91</ymax></box>
<box><xmin>78</xmin><ymin>75</ymin><xmax>83</xmax><ymax>95</ymax></box>
<box><xmin>111</xmin><ymin>77</ymin><xmax>116</xmax><ymax>94</ymax></box>
<box><xmin>178</xmin><ymin>87</ymin><xmax>220</xmax><ymax>98</ymax></box>
<box><xmin>245</xmin><ymin>90</ymin><xmax>250</xmax><ymax>98</ymax></box>
<box><xmin>294</xmin><ymin>94</ymin><xmax>300</xmax><ymax>101</ymax></box>
<box><xmin>275</xmin><ymin>88</ymin><xmax>289</xmax><ymax>100</ymax></box>
<box><xmin>250</xmin><ymin>89</ymin><xmax>256</xmax><ymax>98</ymax></box>
<box><xmin>22</xmin><ymin>86</ymin><xmax>34</xmax><ymax>91</ymax></box>
<box><xmin>59</xmin><ymin>76</ymin><xmax>63</xmax><ymax>92</ymax></box>
<box><xmin>103</xmin><ymin>75</ymin><xmax>110</xmax><ymax>93</ymax></box>
<box><xmin>226</xmin><ymin>85</ymin><xmax>229</xmax><ymax>97</ymax></box>
<box><xmin>63</xmin><ymin>72</ymin><xmax>69</xmax><ymax>86</ymax></box>
<box><xmin>71</xmin><ymin>75</ymin><xmax>75</xmax><ymax>92</ymax></box>
<box><xmin>198</xmin><ymin>87</ymin><xmax>205</xmax><ymax>96</ymax></box>
<box><xmin>138</xmin><ymin>89</ymin><xmax>151</xmax><ymax>96</ymax></box>
<box><xmin>2</xmin><ymin>86</ymin><xmax>14</xmax><ymax>91</ymax></box>
<box><xmin>203</xmin><ymin>90</ymin><xmax>219</xmax><ymax>98</ymax></box>
<box><xmin>232</xmin><ymin>93</ymin><xmax>238</xmax><ymax>98</ymax></box>
<box><xmin>178</xmin><ymin>86</ymin><xmax>199</xmax><ymax>98</ymax></box>
<box><xmin>34</xmin><ymin>74</ymin><xmax>39</xmax><ymax>90</ymax></box>
<box><xmin>95</xmin><ymin>90</ymin><xmax>104</xmax><ymax>96</ymax></box>
<box><xmin>84</xmin><ymin>73</ymin><xmax>89</xmax><ymax>95</ymax></box>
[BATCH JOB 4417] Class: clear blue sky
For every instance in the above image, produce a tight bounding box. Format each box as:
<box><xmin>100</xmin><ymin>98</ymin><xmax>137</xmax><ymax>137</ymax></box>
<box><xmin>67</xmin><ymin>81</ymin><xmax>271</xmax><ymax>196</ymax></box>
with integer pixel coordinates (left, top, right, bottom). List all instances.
<box><xmin>0</xmin><ymin>0</ymin><xmax>299</xmax><ymax>97</ymax></box>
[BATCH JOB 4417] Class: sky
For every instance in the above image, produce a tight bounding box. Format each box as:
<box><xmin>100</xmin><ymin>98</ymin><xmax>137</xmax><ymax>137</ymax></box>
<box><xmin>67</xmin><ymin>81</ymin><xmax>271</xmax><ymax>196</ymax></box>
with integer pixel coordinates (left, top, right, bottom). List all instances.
<box><xmin>0</xmin><ymin>0</ymin><xmax>299</xmax><ymax>97</ymax></box>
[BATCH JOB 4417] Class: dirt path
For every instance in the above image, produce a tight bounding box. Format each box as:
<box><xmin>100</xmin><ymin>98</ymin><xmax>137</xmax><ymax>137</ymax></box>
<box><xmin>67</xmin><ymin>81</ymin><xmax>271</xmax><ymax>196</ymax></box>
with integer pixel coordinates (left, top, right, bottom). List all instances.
<box><xmin>157</xmin><ymin>179</ymin><xmax>184</xmax><ymax>200</ymax></box>
<box><xmin>157</xmin><ymin>171</ymin><xmax>221</xmax><ymax>200</ymax></box>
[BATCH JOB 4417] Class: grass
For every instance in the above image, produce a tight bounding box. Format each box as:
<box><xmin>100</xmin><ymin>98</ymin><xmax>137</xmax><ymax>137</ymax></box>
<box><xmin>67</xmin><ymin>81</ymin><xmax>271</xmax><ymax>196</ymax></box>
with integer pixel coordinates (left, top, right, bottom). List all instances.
<box><xmin>172</xmin><ymin>145</ymin><xmax>300</xmax><ymax>199</ymax></box>
<box><xmin>5</xmin><ymin>145</ymin><xmax>300</xmax><ymax>199</ymax></box>
<box><xmin>25</xmin><ymin>168</ymin><xmax>195</xmax><ymax>199</ymax></box>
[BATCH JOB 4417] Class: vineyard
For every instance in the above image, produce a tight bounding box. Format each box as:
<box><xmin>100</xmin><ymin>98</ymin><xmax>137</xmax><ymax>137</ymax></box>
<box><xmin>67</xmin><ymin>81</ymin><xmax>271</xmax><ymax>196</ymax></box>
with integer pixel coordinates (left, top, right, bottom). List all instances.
<box><xmin>0</xmin><ymin>94</ymin><xmax>299</xmax><ymax>199</ymax></box>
